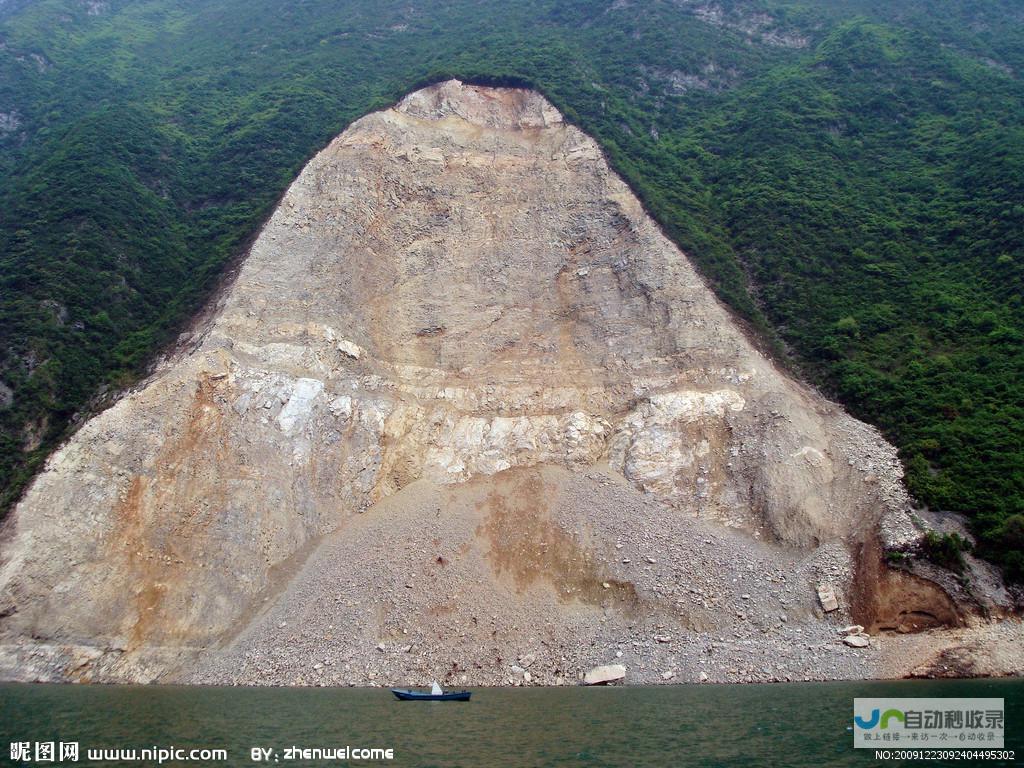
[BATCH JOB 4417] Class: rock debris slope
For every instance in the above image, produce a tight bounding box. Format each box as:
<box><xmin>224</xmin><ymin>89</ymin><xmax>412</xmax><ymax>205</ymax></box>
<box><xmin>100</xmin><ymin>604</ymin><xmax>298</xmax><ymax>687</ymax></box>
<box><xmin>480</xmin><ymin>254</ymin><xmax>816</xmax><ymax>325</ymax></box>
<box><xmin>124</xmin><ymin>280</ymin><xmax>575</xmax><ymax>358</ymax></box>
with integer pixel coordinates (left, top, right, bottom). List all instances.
<box><xmin>0</xmin><ymin>81</ymin><xmax>1011</xmax><ymax>684</ymax></box>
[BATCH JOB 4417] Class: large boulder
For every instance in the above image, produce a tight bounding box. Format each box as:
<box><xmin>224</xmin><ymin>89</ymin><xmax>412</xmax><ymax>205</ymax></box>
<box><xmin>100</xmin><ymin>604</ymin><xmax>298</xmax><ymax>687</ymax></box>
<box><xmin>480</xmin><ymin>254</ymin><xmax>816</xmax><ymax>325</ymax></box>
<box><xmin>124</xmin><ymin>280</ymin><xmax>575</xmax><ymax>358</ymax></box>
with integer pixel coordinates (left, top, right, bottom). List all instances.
<box><xmin>584</xmin><ymin>664</ymin><xmax>627</xmax><ymax>685</ymax></box>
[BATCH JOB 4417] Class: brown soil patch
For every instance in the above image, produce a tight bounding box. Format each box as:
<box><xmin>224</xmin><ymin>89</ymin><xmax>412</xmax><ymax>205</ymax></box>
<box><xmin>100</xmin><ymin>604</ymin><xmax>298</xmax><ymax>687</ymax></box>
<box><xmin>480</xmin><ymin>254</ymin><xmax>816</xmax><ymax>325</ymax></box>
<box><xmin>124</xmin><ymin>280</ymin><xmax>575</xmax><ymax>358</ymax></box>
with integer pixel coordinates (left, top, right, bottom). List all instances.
<box><xmin>851</xmin><ymin>536</ymin><xmax>961</xmax><ymax>634</ymax></box>
<box><xmin>475</xmin><ymin>468</ymin><xmax>640</xmax><ymax>612</ymax></box>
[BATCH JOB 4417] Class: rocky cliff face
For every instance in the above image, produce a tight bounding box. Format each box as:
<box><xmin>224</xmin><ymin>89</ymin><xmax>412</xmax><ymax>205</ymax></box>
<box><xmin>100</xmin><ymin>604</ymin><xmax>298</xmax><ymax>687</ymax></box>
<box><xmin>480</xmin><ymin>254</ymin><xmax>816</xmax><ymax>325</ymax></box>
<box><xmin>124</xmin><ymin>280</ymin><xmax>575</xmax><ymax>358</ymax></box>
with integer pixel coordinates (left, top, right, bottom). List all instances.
<box><xmin>0</xmin><ymin>81</ymin><xmax>1014</xmax><ymax>685</ymax></box>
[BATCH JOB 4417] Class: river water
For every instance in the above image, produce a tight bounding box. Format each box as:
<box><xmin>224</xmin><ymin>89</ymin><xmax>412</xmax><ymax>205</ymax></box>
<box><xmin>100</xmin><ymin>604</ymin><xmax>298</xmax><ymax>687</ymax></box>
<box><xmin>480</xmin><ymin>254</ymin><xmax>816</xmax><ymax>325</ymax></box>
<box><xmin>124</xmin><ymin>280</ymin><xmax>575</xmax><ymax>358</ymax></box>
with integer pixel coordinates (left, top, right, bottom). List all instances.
<box><xmin>1</xmin><ymin>678</ymin><xmax>1020</xmax><ymax>767</ymax></box>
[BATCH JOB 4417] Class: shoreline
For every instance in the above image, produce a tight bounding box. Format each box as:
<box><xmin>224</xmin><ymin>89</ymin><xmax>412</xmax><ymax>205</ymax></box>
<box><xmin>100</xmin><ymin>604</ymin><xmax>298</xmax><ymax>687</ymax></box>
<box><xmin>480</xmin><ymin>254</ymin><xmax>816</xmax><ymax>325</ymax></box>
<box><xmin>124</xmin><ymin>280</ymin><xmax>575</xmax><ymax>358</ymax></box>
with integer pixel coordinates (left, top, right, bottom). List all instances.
<box><xmin>2</xmin><ymin>670</ymin><xmax>1023</xmax><ymax>688</ymax></box>
<box><xmin>3</xmin><ymin>616</ymin><xmax>1022</xmax><ymax>687</ymax></box>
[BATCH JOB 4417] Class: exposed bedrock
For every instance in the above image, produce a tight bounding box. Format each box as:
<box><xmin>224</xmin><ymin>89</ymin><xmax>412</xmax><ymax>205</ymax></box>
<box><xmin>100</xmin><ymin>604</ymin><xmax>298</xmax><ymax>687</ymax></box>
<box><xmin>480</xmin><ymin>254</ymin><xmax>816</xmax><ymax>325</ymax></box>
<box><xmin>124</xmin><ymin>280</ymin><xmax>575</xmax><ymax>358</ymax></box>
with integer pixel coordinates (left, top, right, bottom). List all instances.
<box><xmin>0</xmin><ymin>81</ymin><xmax>1008</xmax><ymax>685</ymax></box>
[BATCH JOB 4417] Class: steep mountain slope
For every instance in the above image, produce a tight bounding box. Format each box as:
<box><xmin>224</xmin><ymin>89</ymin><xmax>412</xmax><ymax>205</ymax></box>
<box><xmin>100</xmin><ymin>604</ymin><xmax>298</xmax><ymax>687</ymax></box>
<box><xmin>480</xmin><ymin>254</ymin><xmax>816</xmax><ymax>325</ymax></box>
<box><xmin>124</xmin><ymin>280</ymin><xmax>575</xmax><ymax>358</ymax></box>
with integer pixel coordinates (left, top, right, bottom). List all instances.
<box><xmin>3</xmin><ymin>82</ymin><xmax>1017</xmax><ymax>685</ymax></box>
<box><xmin>1</xmin><ymin>1</ymin><xmax>1022</xmax><ymax>580</ymax></box>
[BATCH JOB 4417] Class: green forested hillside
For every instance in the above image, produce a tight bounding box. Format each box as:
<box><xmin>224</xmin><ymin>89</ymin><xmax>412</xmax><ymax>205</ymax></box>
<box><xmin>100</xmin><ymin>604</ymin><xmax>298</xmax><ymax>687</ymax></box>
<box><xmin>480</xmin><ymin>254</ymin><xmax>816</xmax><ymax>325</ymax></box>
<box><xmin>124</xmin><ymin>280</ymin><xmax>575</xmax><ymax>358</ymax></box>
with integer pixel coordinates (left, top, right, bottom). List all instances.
<box><xmin>1</xmin><ymin>0</ymin><xmax>1022</xmax><ymax>578</ymax></box>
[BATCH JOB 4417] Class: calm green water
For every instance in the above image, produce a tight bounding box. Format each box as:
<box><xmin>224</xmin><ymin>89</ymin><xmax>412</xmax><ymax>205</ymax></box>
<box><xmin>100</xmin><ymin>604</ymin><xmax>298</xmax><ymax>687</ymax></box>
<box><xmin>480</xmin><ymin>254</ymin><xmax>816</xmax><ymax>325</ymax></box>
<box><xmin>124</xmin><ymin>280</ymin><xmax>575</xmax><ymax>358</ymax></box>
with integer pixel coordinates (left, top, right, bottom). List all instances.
<box><xmin>0</xmin><ymin>679</ymin><xmax>1020</xmax><ymax>767</ymax></box>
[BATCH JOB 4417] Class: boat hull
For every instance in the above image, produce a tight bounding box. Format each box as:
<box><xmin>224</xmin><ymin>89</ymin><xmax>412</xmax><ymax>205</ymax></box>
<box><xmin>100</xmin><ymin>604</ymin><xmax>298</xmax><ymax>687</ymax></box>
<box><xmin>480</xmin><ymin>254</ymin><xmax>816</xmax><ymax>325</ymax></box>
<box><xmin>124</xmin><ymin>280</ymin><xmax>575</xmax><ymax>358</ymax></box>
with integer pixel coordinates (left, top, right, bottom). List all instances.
<box><xmin>390</xmin><ymin>689</ymin><xmax>472</xmax><ymax>701</ymax></box>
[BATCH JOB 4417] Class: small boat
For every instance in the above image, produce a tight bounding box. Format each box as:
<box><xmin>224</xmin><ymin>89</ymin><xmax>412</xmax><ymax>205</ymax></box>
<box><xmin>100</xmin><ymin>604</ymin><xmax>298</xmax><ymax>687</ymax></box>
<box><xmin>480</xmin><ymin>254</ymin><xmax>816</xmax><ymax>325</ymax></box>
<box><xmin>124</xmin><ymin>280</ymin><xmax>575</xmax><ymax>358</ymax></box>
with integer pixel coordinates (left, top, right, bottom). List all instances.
<box><xmin>391</xmin><ymin>680</ymin><xmax>471</xmax><ymax>701</ymax></box>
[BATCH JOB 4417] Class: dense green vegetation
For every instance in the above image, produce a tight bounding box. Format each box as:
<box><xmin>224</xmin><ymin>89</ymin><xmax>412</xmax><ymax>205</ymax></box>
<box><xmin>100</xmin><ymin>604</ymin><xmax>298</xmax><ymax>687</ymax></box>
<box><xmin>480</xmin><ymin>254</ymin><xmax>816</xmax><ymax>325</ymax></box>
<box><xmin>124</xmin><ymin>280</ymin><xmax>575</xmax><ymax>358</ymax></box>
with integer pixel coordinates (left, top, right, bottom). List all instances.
<box><xmin>922</xmin><ymin>530</ymin><xmax>973</xmax><ymax>574</ymax></box>
<box><xmin>1</xmin><ymin>0</ymin><xmax>1021</xmax><ymax>578</ymax></box>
